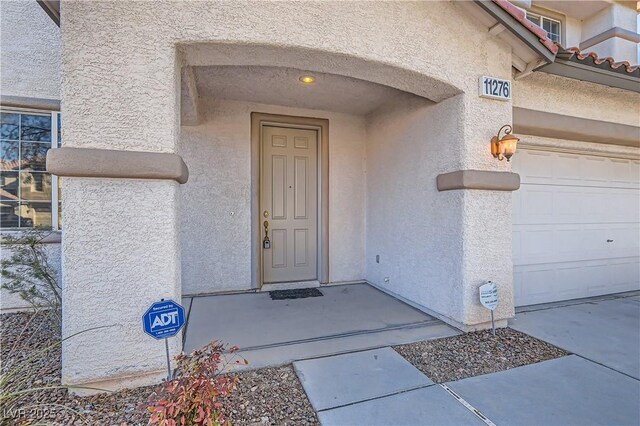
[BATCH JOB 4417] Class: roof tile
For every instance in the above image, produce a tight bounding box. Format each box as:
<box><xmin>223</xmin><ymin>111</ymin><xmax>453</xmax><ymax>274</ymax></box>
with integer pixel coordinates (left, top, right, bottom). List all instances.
<box><xmin>492</xmin><ymin>0</ymin><xmax>559</xmax><ymax>54</ymax></box>
<box><xmin>562</xmin><ymin>46</ymin><xmax>639</xmax><ymax>74</ymax></box>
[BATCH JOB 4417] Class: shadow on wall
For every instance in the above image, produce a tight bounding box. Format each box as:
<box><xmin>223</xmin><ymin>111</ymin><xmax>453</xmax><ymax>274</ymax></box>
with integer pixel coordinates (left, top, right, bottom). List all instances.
<box><xmin>364</xmin><ymin>95</ymin><xmax>466</xmax><ymax>322</ymax></box>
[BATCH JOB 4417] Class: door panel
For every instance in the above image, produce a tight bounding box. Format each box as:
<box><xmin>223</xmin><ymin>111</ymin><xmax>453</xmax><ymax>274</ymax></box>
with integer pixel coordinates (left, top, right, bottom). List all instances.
<box><xmin>262</xmin><ymin>125</ymin><xmax>318</xmax><ymax>283</ymax></box>
<box><xmin>512</xmin><ymin>149</ymin><xmax>640</xmax><ymax>306</ymax></box>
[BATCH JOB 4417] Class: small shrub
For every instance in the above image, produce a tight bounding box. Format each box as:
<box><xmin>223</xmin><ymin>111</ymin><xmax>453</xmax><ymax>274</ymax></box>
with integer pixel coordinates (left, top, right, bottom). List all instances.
<box><xmin>148</xmin><ymin>341</ymin><xmax>247</xmax><ymax>426</ymax></box>
<box><xmin>1</xmin><ymin>228</ymin><xmax>61</xmax><ymax>327</ymax></box>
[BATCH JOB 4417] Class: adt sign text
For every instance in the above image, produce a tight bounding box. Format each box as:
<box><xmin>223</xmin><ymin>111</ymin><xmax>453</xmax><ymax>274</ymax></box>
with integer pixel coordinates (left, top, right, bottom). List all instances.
<box><xmin>143</xmin><ymin>300</ymin><xmax>186</xmax><ymax>339</ymax></box>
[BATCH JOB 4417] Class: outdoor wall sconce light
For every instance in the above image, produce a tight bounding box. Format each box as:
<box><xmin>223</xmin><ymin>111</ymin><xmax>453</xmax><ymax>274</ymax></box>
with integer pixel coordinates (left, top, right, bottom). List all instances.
<box><xmin>491</xmin><ymin>125</ymin><xmax>519</xmax><ymax>162</ymax></box>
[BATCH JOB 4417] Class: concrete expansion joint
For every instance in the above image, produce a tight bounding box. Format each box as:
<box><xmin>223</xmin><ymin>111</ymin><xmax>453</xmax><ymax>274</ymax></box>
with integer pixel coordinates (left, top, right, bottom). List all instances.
<box><xmin>572</xmin><ymin>353</ymin><xmax>640</xmax><ymax>382</ymax></box>
<box><xmin>238</xmin><ymin>319</ymin><xmax>442</xmax><ymax>352</ymax></box>
<box><xmin>314</xmin><ymin>382</ymin><xmax>436</xmax><ymax>413</ymax></box>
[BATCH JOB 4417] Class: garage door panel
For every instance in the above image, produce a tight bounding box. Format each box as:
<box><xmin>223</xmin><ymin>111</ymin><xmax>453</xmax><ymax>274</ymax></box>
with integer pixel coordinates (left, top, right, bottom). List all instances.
<box><xmin>609</xmin><ymin>191</ymin><xmax>640</xmax><ymax>222</ymax></box>
<box><xmin>554</xmin><ymin>153</ymin><xmax>583</xmax><ymax>183</ymax></box>
<box><xmin>609</xmin><ymin>158</ymin><xmax>640</xmax><ymax>186</ymax></box>
<box><xmin>516</xmin><ymin>224</ymin><xmax>611</xmax><ymax>264</ymax></box>
<box><xmin>610</xmin><ymin>259</ymin><xmax>640</xmax><ymax>290</ymax></box>
<box><xmin>555</xmin><ymin>190</ymin><xmax>584</xmax><ymax>219</ymax></box>
<box><xmin>518</xmin><ymin>150</ymin><xmax>640</xmax><ymax>188</ymax></box>
<box><xmin>556</xmin><ymin>228</ymin><xmax>588</xmax><ymax>257</ymax></box>
<box><xmin>514</xmin><ymin>260</ymin><xmax>613</xmax><ymax>306</ymax></box>
<box><xmin>512</xmin><ymin>148</ymin><xmax>640</xmax><ymax>306</ymax></box>
<box><xmin>521</xmin><ymin>188</ymin><xmax>554</xmax><ymax>222</ymax></box>
<box><xmin>515</xmin><ymin>186</ymin><xmax>635</xmax><ymax>225</ymax></box>
<box><xmin>518</xmin><ymin>150</ymin><xmax>554</xmax><ymax>184</ymax></box>
<box><xmin>514</xmin><ymin>265</ymin><xmax>557</xmax><ymax>305</ymax></box>
<box><xmin>608</xmin><ymin>225</ymin><xmax>640</xmax><ymax>256</ymax></box>
<box><xmin>512</xmin><ymin>229</ymin><xmax>523</xmax><ymax>263</ymax></box>
<box><xmin>582</xmin><ymin>156</ymin><xmax>609</xmax><ymax>184</ymax></box>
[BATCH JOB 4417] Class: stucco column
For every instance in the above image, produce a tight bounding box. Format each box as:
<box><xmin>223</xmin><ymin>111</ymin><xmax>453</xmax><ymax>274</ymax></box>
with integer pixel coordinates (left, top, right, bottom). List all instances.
<box><xmin>59</xmin><ymin>4</ymin><xmax>182</xmax><ymax>392</ymax></box>
<box><xmin>457</xmin><ymin>93</ymin><xmax>515</xmax><ymax>330</ymax></box>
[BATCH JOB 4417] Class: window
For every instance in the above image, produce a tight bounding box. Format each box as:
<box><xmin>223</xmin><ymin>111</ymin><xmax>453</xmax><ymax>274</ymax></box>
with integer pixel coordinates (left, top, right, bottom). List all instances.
<box><xmin>526</xmin><ymin>12</ymin><xmax>561</xmax><ymax>43</ymax></box>
<box><xmin>0</xmin><ymin>110</ymin><xmax>61</xmax><ymax>229</ymax></box>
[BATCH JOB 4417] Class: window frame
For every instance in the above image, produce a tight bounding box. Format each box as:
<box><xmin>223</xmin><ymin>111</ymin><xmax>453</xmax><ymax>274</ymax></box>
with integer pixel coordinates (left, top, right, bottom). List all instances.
<box><xmin>1</xmin><ymin>107</ymin><xmax>61</xmax><ymax>231</ymax></box>
<box><xmin>525</xmin><ymin>11</ymin><xmax>562</xmax><ymax>44</ymax></box>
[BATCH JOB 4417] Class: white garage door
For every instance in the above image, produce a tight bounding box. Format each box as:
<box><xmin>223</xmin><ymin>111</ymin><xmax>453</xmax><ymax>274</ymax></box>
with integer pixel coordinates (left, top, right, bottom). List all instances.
<box><xmin>512</xmin><ymin>148</ymin><xmax>640</xmax><ymax>306</ymax></box>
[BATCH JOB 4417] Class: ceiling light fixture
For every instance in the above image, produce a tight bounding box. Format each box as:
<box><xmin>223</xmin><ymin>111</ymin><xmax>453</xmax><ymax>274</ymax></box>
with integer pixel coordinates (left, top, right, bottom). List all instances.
<box><xmin>299</xmin><ymin>75</ymin><xmax>316</xmax><ymax>84</ymax></box>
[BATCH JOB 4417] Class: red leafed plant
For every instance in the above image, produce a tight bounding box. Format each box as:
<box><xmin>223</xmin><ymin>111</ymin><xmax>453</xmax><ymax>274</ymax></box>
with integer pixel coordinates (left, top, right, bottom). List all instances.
<box><xmin>147</xmin><ymin>341</ymin><xmax>247</xmax><ymax>426</ymax></box>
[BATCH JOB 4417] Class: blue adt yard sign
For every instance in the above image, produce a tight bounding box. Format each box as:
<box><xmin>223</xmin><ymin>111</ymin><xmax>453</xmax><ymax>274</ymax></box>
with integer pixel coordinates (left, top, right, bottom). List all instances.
<box><xmin>143</xmin><ymin>299</ymin><xmax>186</xmax><ymax>340</ymax></box>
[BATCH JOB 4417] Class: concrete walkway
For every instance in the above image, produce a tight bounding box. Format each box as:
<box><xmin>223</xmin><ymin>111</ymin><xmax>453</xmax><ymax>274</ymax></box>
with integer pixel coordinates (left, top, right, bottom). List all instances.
<box><xmin>294</xmin><ymin>348</ymin><xmax>485</xmax><ymax>425</ymax></box>
<box><xmin>182</xmin><ymin>283</ymin><xmax>459</xmax><ymax>370</ymax></box>
<box><xmin>291</xmin><ymin>293</ymin><xmax>640</xmax><ymax>425</ymax></box>
<box><xmin>510</xmin><ymin>293</ymin><xmax>640</xmax><ymax>379</ymax></box>
<box><xmin>448</xmin><ymin>355</ymin><xmax>639</xmax><ymax>425</ymax></box>
<box><xmin>295</xmin><ymin>348</ymin><xmax>640</xmax><ymax>426</ymax></box>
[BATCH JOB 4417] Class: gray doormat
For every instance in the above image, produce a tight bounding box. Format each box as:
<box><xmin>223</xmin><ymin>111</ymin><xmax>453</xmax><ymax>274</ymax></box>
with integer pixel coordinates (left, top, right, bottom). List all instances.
<box><xmin>269</xmin><ymin>288</ymin><xmax>323</xmax><ymax>300</ymax></box>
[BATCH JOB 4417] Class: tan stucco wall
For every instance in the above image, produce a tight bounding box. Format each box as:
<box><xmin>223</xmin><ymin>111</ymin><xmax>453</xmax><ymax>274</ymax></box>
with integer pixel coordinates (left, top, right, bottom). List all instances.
<box><xmin>582</xmin><ymin>2</ymin><xmax>638</xmax><ymax>40</ymax></box>
<box><xmin>1</xmin><ymin>1</ymin><xmax>61</xmax><ymax>312</ymax></box>
<box><xmin>59</xmin><ymin>0</ymin><xmax>515</xmax><ymax>390</ymax></box>
<box><xmin>0</xmin><ymin>0</ymin><xmax>60</xmax><ymax>100</ymax></box>
<box><xmin>580</xmin><ymin>2</ymin><xmax>639</xmax><ymax>63</ymax></box>
<box><xmin>366</xmin><ymin>93</ymin><xmax>515</xmax><ymax>331</ymax></box>
<box><xmin>179</xmin><ymin>99</ymin><xmax>366</xmax><ymax>295</ymax></box>
<box><xmin>513</xmin><ymin>72</ymin><xmax>640</xmax><ymax>127</ymax></box>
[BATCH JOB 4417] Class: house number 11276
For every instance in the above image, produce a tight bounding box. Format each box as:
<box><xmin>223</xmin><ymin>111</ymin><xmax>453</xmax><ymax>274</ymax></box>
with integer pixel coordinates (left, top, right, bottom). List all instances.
<box><xmin>479</xmin><ymin>76</ymin><xmax>511</xmax><ymax>101</ymax></box>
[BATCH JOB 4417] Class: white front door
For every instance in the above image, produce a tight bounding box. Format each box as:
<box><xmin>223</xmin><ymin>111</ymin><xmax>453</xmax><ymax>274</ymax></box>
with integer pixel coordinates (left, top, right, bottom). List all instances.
<box><xmin>512</xmin><ymin>148</ymin><xmax>640</xmax><ymax>306</ymax></box>
<box><xmin>261</xmin><ymin>125</ymin><xmax>318</xmax><ymax>284</ymax></box>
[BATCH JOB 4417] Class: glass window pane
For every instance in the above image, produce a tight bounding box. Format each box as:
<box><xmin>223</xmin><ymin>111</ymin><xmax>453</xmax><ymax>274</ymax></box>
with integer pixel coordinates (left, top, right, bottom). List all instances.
<box><xmin>542</xmin><ymin>19</ymin><xmax>560</xmax><ymax>42</ymax></box>
<box><xmin>526</xmin><ymin>13</ymin><xmax>541</xmax><ymax>26</ymax></box>
<box><xmin>1</xmin><ymin>113</ymin><xmax>19</xmax><ymax>140</ymax></box>
<box><xmin>1</xmin><ymin>140</ymin><xmax>20</xmax><ymax>170</ymax></box>
<box><xmin>0</xmin><ymin>111</ymin><xmax>57</xmax><ymax>229</ymax></box>
<box><xmin>0</xmin><ymin>171</ymin><xmax>19</xmax><ymax>200</ymax></box>
<box><xmin>57</xmin><ymin>113</ymin><xmax>62</xmax><ymax>145</ymax></box>
<box><xmin>19</xmin><ymin>201</ymin><xmax>51</xmax><ymax>228</ymax></box>
<box><xmin>21</xmin><ymin>114</ymin><xmax>51</xmax><ymax>142</ymax></box>
<box><xmin>20</xmin><ymin>172</ymin><xmax>52</xmax><ymax>201</ymax></box>
<box><xmin>0</xmin><ymin>200</ymin><xmax>22</xmax><ymax>228</ymax></box>
<box><xmin>20</xmin><ymin>142</ymin><xmax>49</xmax><ymax>171</ymax></box>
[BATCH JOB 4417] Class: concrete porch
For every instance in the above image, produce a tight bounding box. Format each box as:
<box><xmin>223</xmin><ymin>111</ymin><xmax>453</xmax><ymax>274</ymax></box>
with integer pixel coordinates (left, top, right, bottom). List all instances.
<box><xmin>182</xmin><ymin>283</ymin><xmax>459</xmax><ymax>370</ymax></box>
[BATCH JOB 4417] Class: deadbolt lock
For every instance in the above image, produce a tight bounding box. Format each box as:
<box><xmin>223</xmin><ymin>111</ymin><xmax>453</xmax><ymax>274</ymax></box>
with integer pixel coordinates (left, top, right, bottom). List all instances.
<box><xmin>263</xmin><ymin>210</ymin><xmax>269</xmax><ymax>218</ymax></box>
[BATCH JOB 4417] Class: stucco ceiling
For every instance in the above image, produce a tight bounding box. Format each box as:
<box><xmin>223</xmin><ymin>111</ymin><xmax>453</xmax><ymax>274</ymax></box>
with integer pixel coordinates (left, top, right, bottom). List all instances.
<box><xmin>192</xmin><ymin>66</ymin><xmax>432</xmax><ymax>116</ymax></box>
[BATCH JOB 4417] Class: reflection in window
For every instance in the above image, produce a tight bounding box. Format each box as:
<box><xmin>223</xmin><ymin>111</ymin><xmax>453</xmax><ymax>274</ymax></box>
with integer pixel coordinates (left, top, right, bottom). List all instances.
<box><xmin>525</xmin><ymin>12</ymin><xmax>561</xmax><ymax>43</ymax></box>
<box><xmin>1</xmin><ymin>111</ymin><xmax>60</xmax><ymax>229</ymax></box>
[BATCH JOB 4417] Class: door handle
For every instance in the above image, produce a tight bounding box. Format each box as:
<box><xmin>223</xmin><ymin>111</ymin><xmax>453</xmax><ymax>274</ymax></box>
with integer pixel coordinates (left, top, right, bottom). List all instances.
<box><xmin>607</xmin><ymin>239</ymin><xmax>614</xmax><ymax>243</ymax></box>
<box><xmin>264</xmin><ymin>220</ymin><xmax>269</xmax><ymax>237</ymax></box>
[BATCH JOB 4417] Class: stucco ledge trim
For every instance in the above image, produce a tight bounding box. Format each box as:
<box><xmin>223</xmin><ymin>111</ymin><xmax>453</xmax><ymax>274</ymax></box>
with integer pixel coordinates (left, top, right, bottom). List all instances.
<box><xmin>437</xmin><ymin>170</ymin><xmax>520</xmax><ymax>192</ymax></box>
<box><xmin>46</xmin><ymin>148</ymin><xmax>189</xmax><ymax>184</ymax></box>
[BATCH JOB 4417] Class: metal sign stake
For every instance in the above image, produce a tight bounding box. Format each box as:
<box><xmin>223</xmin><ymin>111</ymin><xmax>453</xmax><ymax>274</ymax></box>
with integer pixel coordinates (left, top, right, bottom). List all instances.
<box><xmin>490</xmin><ymin>310</ymin><xmax>495</xmax><ymax>336</ymax></box>
<box><xmin>479</xmin><ymin>281</ymin><xmax>498</xmax><ymax>337</ymax></box>
<box><xmin>164</xmin><ymin>338</ymin><xmax>172</xmax><ymax>380</ymax></box>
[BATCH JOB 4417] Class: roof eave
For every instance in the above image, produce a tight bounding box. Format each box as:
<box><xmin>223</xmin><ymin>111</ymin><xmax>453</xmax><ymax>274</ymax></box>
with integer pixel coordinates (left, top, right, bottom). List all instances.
<box><xmin>539</xmin><ymin>59</ymin><xmax>640</xmax><ymax>93</ymax></box>
<box><xmin>473</xmin><ymin>0</ymin><xmax>556</xmax><ymax>64</ymax></box>
<box><xmin>36</xmin><ymin>0</ymin><xmax>60</xmax><ymax>27</ymax></box>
